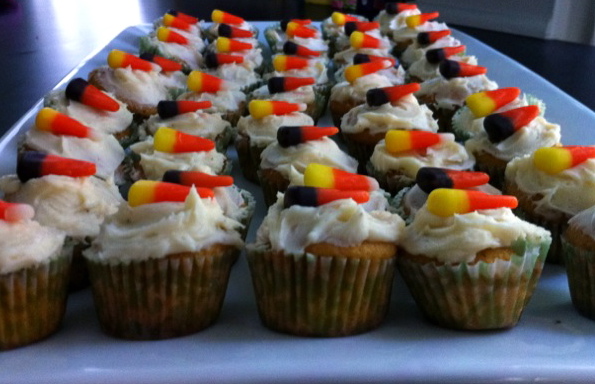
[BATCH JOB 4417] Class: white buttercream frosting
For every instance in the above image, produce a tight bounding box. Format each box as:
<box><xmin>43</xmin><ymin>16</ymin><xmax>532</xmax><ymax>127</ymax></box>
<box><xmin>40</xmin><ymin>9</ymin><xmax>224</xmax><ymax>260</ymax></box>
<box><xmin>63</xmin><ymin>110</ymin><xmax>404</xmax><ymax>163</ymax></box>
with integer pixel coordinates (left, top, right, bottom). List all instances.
<box><xmin>407</xmin><ymin>55</ymin><xmax>477</xmax><ymax>82</ymax></box>
<box><xmin>401</xmin><ymin>35</ymin><xmax>462</xmax><ymax>67</ymax></box>
<box><xmin>251</xmin><ymin>84</ymin><xmax>316</xmax><ymax>105</ymax></box>
<box><xmin>322</xmin><ymin>14</ymin><xmax>367</xmax><ymax>40</ymax></box>
<box><xmin>236</xmin><ymin>112</ymin><xmax>314</xmax><ymax>147</ymax></box>
<box><xmin>330</xmin><ymin>74</ymin><xmax>393</xmax><ymax>104</ymax></box>
<box><xmin>207</xmin><ymin>63</ymin><xmax>261</xmax><ymax>89</ymax></box>
<box><xmin>334</xmin><ymin>65</ymin><xmax>405</xmax><ymax>85</ymax></box>
<box><xmin>177</xmin><ymin>88</ymin><xmax>245</xmax><ymax>115</ymax></box>
<box><xmin>268</xmin><ymin>57</ymin><xmax>329</xmax><ymax>84</ymax></box>
<box><xmin>375</xmin><ymin>8</ymin><xmax>420</xmax><ymax>35</ymax></box>
<box><xmin>392</xmin><ymin>21</ymin><xmax>448</xmax><ymax>44</ymax></box>
<box><xmin>143</xmin><ymin>111</ymin><xmax>230</xmax><ymax>141</ymax></box>
<box><xmin>416</xmin><ymin>74</ymin><xmax>498</xmax><ymax>110</ymax></box>
<box><xmin>333</xmin><ymin>47</ymin><xmax>392</xmax><ymax>67</ymax></box>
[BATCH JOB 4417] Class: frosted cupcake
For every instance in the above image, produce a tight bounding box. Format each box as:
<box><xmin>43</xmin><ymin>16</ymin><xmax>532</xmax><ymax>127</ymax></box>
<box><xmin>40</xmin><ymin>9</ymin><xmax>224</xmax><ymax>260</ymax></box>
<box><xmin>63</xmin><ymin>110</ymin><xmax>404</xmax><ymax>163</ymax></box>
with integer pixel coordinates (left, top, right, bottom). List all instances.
<box><xmin>321</xmin><ymin>12</ymin><xmax>367</xmax><ymax>55</ymax></box>
<box><xmin>205</xmin><ymin>9</ymin><xmax>259</xmax><ymax>41</ymax></box>
<box><xmin>374</xmin><ymin>2</ymin><xmax>420</xmax><ymax>36</ymax></box>
<box><xmin>333</xmin><ymin>21</ymin><xmax>389</xmax><ymax>56</ymax></box>
<box><xmin>265</xmin><ymin>20</ymin><xmax>329</xmax><ymax>58</ymax></box>
<box><xmin>332</xmin><ymin>31</ymin><xmax>392</xmax><ymax>68</ymax></box>
<box><xmin>400</xmin><ymin>29</ymin><xmax>461</xmax><ymax>68</ymax></box>
<box><xmin>391</xmin><ymin>12</ymin><xmax>447</xmax><ymax>56</ymax></box>
<box><xmin>206</xmin><ymin>33</ymin><xmax>264</xmax><ymax>74</ymax></box>
<box><xmin>334</xmin><ymin>54</ymin><xmax>405</xmax><ymax>85</ymax></box>
<box><xmin>203</xmin><ymin>52</ymin><xmax>262</xmax><ymax>93</ymax></box>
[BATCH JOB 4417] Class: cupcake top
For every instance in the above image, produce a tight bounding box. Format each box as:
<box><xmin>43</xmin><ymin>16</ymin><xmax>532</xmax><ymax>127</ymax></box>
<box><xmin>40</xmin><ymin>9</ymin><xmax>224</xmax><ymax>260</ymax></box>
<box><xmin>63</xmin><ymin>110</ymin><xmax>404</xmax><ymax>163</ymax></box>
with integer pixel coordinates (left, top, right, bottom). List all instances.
<box><xmin>321</xmin><ymin>13</ymin><xmax>367</xmax><ymax>41</ymax></box>
<box><xmin>269</xmin><ymin>57</ymin><xmax>329</xmax><ymax>84</ymax></box>
<box><xmin>236</xmin><ymin>111</ymin><xmax>314</xmax><ymax>147</ymax></box>
<box><xmin>415</xmin><ymin>73</ymin><xmax>498</xmax><ymax>110</ymax></box>
<box><xmin>85</xmin><ymin>187</ymin><xmax>243</xmax><ymax>262</ymax></box>
<box><xmin>177</xmin><ymin>87</ymin><xmax>246</xmax><ymax>115</ymax></box>
<box><xmin>0</xmin><ymin>174</ymin><xmax>122</xmax><ymax>239</ymax></box>
<box><xmin>407</xmin><ymin>54</ymin><xmax>477</xmax><ymax>83</ymax></box>
<box><xmin>143</xmin><ymin>28</ymin><xmax>206</xmax><ymax>70</ymax></box>
<box><xmin>400</xmin><ymin>35</ymin><xmax>462</xmax><ymax>68</ymax></box>
<box><xmin>333</xmin><ymin>47</ymin><xmax>392</xmax><ymax>67</ymax></box>
<box><xmin>335</xmin><ymin>29</ymin><xmax>390</xmax><ymax>54</ymax></box>
<box><xmin>270</xmin><ymin>31</ymin><xmax>329</xmax><ymax>55</ymax></box>
<box><xmin>0</xmin><ymin>214</ymin><xmax>65</xmax><ymax>274</ymax></box>
<box><xmin>251</xmin><ymin>83</ymin><xmax>316</xmax><ymax>106</ymax></box>
<box><xmin>401</xmin><ymin>203</ymin><xmax>551</xmax><ymax>263</ymax></box>
<box><xmin>334</xmin><ymin>64</ymin><xmax>405</xmax><ymax>85</ymax></box>
<box><xmin>392</xmin><ymin>20</ymin><xmax>448</xmax><ymax>45</ymax></box>
<box><xmin>330</xmin><ymin>73</ymin><xmax>393</xmax><ymax>104</ymax></box>
<box><xmin>143</xmin><ymin>111</ymin><xmax>230</xmax><ymax>141</ymax></box>
<box><xmin>206</xmin><ymin>63</ymin><xmax>261</xmax><ymax>90</ymax></box>
<box><xmin>209</xmin><ymin>37</ymin><xmax>264</xmax><ymax>70</ymax></box>
<box><xmin>375</xmin><ymin>7</ymin><xmax>420</xmax><ymax>36</ymax></box>
<box><xmin>213</xmin><ymin>185</ymin><xmax>254</xmax><ymax>223</ymax></box>
<box><xmin>252</xmin><ymin>192</ymin><xmax>405</xmax><ymax>254</ymax></box>
<box><xmin>568</xmin><ymin>205</ymin><xmax>595</xmax><ymax>241</ymax></box>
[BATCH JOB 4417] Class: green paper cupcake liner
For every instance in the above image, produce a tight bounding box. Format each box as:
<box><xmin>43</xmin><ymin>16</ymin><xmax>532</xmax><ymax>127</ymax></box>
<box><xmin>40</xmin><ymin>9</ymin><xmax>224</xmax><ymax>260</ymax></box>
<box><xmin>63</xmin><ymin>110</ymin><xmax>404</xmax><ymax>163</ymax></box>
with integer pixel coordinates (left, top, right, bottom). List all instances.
<box><xmin>86</xmin><ymin>248</ymin><xmax>236</xmax><ymax>340</ymax></box>
<box><xmin>366</xmin><ymin>161</ymin><xmax>415</xmax><ymax>196</ymax></box>
<box><xmin>397</xmin><ymin>239</ymin><xmax>550</xmax><ymax>330</ymax></box>
<box><xmin>511</xmin><ymin>206</ymin><xmax>566</xmax><ymax>264</ymax></box>
<box><xmin>0</xmin><ymin>252</ymin><xmax>71</xmax><ymax>350</ymax></box>
<box><xmin>562</xmin><ymin>236</ymin><xmax>595</xmax><ymax>320</ymax></box>
<box><xmin>247</xmin><ymin>247</ymin><xmax>396</xmax><ymax>337</ymax></box>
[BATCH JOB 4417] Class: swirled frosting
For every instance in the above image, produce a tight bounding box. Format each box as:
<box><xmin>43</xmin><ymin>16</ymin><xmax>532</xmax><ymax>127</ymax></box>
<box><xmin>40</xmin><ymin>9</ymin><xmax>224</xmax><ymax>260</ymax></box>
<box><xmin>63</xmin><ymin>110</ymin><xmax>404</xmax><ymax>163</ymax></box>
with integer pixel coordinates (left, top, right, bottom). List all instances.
<box><xmin>401</xmin><ymin>35</ymin><xmax>462</xmax><ymax>67</ymax></box>
<box><xmin>375</xmin><ymin>8</ymin><xmax>420</xmax><ymax>36</ymax></box>
<box><xmin>408</xmin><ymin>55</ymin><xmax>477</xmax><ymax>82</ymax></box>
<box><xmin>333</xmin><ymin>47</ymin><xmax>392</xmax><ymax>67</ymax></box>
<box><xmin>178</xmin><ymin>88</ymin><xmax>246</xmax><ymax>114</ymax></box>
<box><xmin>268</xmin><ymin>57</ymin><xmax>329</xmax><ymax>84</ymax></box>
<box><xmin>236</xmin><ymin>111</ymin><xmax>314</xmax><ymax>147</ymax></box>
<box><xmin>143</xmin><ymin>111</ymin><xmax>230</xmax><ymax>141</ymax></box>
<box><xmin>334</xmin><ymin>65</ymin><xmax>405</xmax><ymax>85</ymax></box>
<box><xmin>330</xmin><ymin>74</ymin><xmax>393</xmax><ymax>104</ymax></box>
<box><xmin>251</xmin><ymin>84</ymin><xmax>316</xmax><ymax>105</ymax></box>
<box><xmin>392</xmin><ymin>21</ymin><xmax>448</xmax><ymax>44</ymax></box>
<box><xmin>416</xmin><ymin>74</ymin><xmax>499</xmax><ymax>110</ymax></box>
<box><xmin>207</xmin><ymin>63</ymin><xmax>261</xmax><ymax>89</ymax></box>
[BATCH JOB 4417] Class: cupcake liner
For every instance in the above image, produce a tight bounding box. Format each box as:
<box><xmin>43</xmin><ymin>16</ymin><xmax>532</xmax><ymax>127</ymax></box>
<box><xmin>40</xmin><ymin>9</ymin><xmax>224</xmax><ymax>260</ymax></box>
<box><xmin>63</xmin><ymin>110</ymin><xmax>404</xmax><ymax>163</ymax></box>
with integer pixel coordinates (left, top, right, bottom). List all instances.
<box><xmin>86</xmin><ymin>247</ymin><xmax>237</xmax><ymax>340</ymax></box>
<box><xmin>215</xmin><ymin>124</ymin><xmax>236</xmax><ymax>153</ymax></box>
<box><xmin>235</xmin><ymin>134</ymin><xmax>266</xmax><ymax>184</ymax></box>
<box><xmin>397</xmin><ymin>239</ymin><xmax>550</xmax><ymax>330</ymax></box>
<box><xmin>257</xmin><ymin>168</ymin><xmax>290</xmax><ymax>207</ymax></box>
<box><xmin>0</xmin><ymin>252</ymin><xmax>71</xmax><ymax>350</ymax></box>
<box><xmin>366</xmin><ymin>161</ymin><xmax>415</xmax><ymax>195</ymax></box>
<box><xmin>247</xmin><ymin>247</ymin><xmax>396</xmax><ymax>337</ymax></box>
<box><xmin>562</xmin><ymin>236</ymin><xmax>595</xmax><ymax>320</ymax></box>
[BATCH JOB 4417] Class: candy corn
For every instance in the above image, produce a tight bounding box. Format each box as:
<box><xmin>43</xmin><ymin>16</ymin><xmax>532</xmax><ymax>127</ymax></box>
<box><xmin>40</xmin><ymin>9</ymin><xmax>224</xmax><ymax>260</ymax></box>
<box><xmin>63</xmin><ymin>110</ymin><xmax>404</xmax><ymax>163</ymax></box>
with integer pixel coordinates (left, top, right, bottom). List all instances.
<box><xmin>385</xmin><ymin>2</ymin><xmax>418</xmax><ymax>15</ymax></box>
<box><xmin>0</xmin><ymin>200</ymin><xmax>35</xmax><ymax>222</ymax></box>
<box><xmin>344</xmin><ymin>21</ymin><xmax>380</xmax><ymax>36</ymax></box>
<box><xmin>406</xmin><ymin>12</ymin><xmax>439</xmax><ymax>28</ymax></box>
<box><xmin>162</xmin><ymin>170</ymin><xmax>233</xmax><ymax>188</ymax></box>
<box><xmin>166</xmin><ymin>10</ymin><xmax>198</xmax><ymax>25</ymax></box>
<box><xmin>425</xmin><ymin>45</ymin><xmax>466</xmax><ymax>64</ymax></box>
<box><xmin>282</xmin><ymin>41</ymin><xmax>321</xmax><ymax>57</ymax></box>
<box><xmin>267</xmin><ymin>76</ymin><xmax>315</xmax><ymax>94</ymax></box>
<box><xmin>465</xmin><ymin>88</ymin><xmax>521</xmax><ymax>118</ymax></box>
<box><xmin>385</xmin><ymin>130</ymin><xmax>442</xmax><ymax>154</ymax></box>
<box><xmin>128</xmin><ymin>180</ymin><xmax>214</xmax><ymax>207</ymax></box>
<box><xmin>139</xmin><ymin>53</ymin><xmax>183</xmax><ymax>72</ymax></box>
<box><xmin>353</xmin><ymin>53</ymin><xmax>397</xmax><ymax>67</ymax></box>
<box><xmin>65</xmin><ymin>78</ymin><xmax>120</xmax><ymax>112</ymax></box>
<box><xmin>204</xmin><ymin>52</ymin><xmax>244</xmax><ymax>68</ymax></box>
<box><xmin>483</xmin><ymin>105</ymin><xmax>540</xmax><ymax>143</ymax></box>
<box><xmin>417</xmin><ymin>29</ymin><xmax>451</xmax><ymax>45</ymax></box>
<box><xmin>427</xmin><ymin>188</ymin><xmax>517</xmax><ymax>217</ymax></box>
<box><xmin>439</xmin><ymin>60</ymin><xmax>487</xmax><ymax>79</ymax></box>
<box><xmin>248</xmin><ymin>100</ymin><xmax>306</xmax><ymax>119</ymax></box>
<box><xmin>273</xmin><ymin>55</ymin><xmax>310</xmax><ymax>71</ymax></box>
<box><xmin>277</xmin><ymin>126</ymin><xmax>339</xmax><ymax>147</ymax></box>
<box><xmin>35</xmin><ymin>108</ymin><xmax>97</xmax><ymax>139</ymax></box>
<box><xmin>280</xmin><ymin>19</ymin><xmax>312</xmax><ymax>31</ymax></box>
<box><xmin>108</xmin><ymin>50</ymin><xmax>154</xmax><ymax>71</ymax></box>
<box><xmin>331</xmin><ymin>12</ymin><xmax>359</xmax><ymax>26</ymax></box>
<box><xmin>415</xmin><ymin>167</ymin><xmax>490</xmax><ymax>194</ymax></box>
<box><xmin>218</xmin><ymin>23</ymin><xmax>253</xmax><ymax>38</ymax></box>
<box><xmin>211</xmin><ymin>9</ymin><xmax>244</xmax><ymax>25</ymax></box>
<box><xmin>187</xmin><ymin>71</ymin><xmax>225</xmax><ymax>93</ymax></box>
<box><xmin>366</xmin><ymin>83</ymin><xmax>420</xmax><ymax>107</ymax></box>
<box><xmin>157</xmin><ymin>27</ymin><xmax>189</xmax><ymax>45</ymax></box>
<box><xmin>286</xmin><ymin>21</ymin><xmax>317</xmax><ymax>38</ymax></box>
<box><xmin>17</xmin><ymin>152</ymin><xmax>96</xmax><ymax>182</ymax></box>
<box><xmin>153</xmin><ymin>127</ymin><xmax>215</xmax><ymax>153</ymax></box>
<box><xmin>216</xmin><ymin>37</ymin><xmax>252</xmax><ymax>52</ymax></box>
<box><xmin>162</xmin><ymin>13</ymin><xmax>192</xmax><ymax>31</ymax></box>
<box><xmin>157</xmin><ymin>100</ymin><xmax>212</xmax><ymax>119</ymax></box>
<box><xmin>283</xmin><ymin>186</ymin><xmax>369</xmax><ymax>208</ymax></box>
<box><xmin>304</xmin><ymin>163</ymin><xmax>379</xmax><ymax>191</ymax></box>
<box><xmin>533</xmin><ymin>146</ymin><xmax>595</xmax><ymax>174</ymax></box>
<box><xmin>350</xmin><ymin>31</ymin><xmax>383</xmax><ymax>49</ymax></box>
<box><xmin>344</xmin><ymin>60</ymin><xmax>392</xmax><ymax>84</ymax></box>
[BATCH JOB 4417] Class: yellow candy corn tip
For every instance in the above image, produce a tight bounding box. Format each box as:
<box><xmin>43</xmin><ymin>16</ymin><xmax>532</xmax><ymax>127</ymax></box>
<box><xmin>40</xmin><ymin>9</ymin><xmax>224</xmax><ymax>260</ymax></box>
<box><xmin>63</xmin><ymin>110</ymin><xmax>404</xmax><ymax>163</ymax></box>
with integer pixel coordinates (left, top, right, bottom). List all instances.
<box><xmin>187</xmin><ymin>71</ymin><xmax>205</xmax><ymax>92</ymax></box>
<box><xmin>405</xmin><ymin>15</ymin><xmax>421</xmax><ymax>28</ymax></box>
<box><xmin>426</xmin><ymin>188</ymin><xmax>471</xmax><ymax>217</ymax></box>
<box><xmin>465</xmin><ymin>92</ymin><xmax>497</xmax><ymax>118</ymax></box>
<box><xmin>128</xmin><ymin>180</ymin><xmax>157</xmax><ymax>207</ymax></box>
<box><xmin>216</xmin><ymin>37</ymin><xmax>231</xmax><ymax>52</ymax></box>
<box><xmin>304</xmin><ymin>163</ymin><xmax>334</xmax><ymax>189</ymax></box>
<box><xmin>533</xmin><ymin>147</ymin><xmax>573</xmax><ymax>175</ymax></box>
<box><xmin>35</xmin><ymin>108</ymin><xmax>58</xmax><ymax>131</ymax></box>
<box><xmin>248</xmin><ymin>100</ymin><xmax>274</xmax><ymax>119</ymax></box>
<box><xmin>107</xmin><ymin>50</ymin><xmax>126</xmax><ymax>68</ymax></box>
<box><xmin>344</xmin><ymin>65</ymin><xmax>364</xmax><ymax>84</ymax></box>
<box><xmin>385</xmin><ymin>130</ymin><xmax>412</xmax><ymax>153</ymax></box>
<box><xmin>212</xmin><ymin>9</ymin><xmax>223</xmax><ymax>23</ymax></box>
<box><xmin>156</xmin><ymin>27</ymin><xmax>171</xmax><ymax>42</ymax></box>
<box><xmin>331</xmin><ymin>12</ymin><xmax>346</xmax><ymax>26</ymax></box>
<box><xmin>153</xmin><ymin>127</ymin><xmax>178</xmax><ymax>153</ymax></box>
<box><xmin>350</xmin><ymin>31</ymin><xmax>365</xmax><ymax>48</ymax></box>
<box><xmin>163</xmin><ymin>13</ymin><xmax>174</xmax><ymax>24</ymax></box>
<box><xmin>272</xmin><ymin>55</ymin><xmax>287</xmax><ymax>71</ymax></box>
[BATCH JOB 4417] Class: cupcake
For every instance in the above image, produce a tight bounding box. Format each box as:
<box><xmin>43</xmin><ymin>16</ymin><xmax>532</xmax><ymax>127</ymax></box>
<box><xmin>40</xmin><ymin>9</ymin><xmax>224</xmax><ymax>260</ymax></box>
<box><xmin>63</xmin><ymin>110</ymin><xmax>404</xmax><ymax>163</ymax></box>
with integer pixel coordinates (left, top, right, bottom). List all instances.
<box><xmin>398</xmin><ymin>188</ymin><xmax>551</xmax><ymax>330</ymax></box>
<box><xmin>332</xmin><ymin>31</ymin><xmax>393</xmax><ymax>68</ymax></box>
<box><xmin>400</xmin><ymin>29</ymin><xmax>461</xmax><ymax>69</ymax></box>
<box><xmin>235</xmin><ymin>100</ymin><xmax>313</xmax><ymax>183</ymax></box>
<box><xmin>334</xmin><ymin>53</ymin><xmax>405</xmax><ymax>85</ymax></box>
<box><xmin>205</xmin><ymin>9</ymin><xmax>259</xmax><ymax>41</ymax></box>
<box><xmin>340</xmin><ymin>82</ymin><xmax>438</xmax><ymax>165</ymax></box>
<box><xmin>203</xmin><ymin>52</ymin><xmax>262</xmax><ymax>93</ymax></box>
<box><xmin>368</xmin><ymin>130</ymin><xmax>475</xmax><ymax>195</ymax></box>
<box><xmin>504</xmin><ymin>146</ymin><xmax>595</xmax><ymax>263</ymax></box>
<box><xmin>374</xmin><ymin>2</ymin><xmax>420</xmax><ymax>37</ymax></box>
<box><xmin>206</xmin><ymin>34</ymin><xmax>264</xmax><ymax>74</ymax></box>
<box><xmin>391</xmin><ymin>12</ymin><xmax>447</xmax><ymax>57</ymax></box>
<box><xmin>265</xmin><ymin>20</ymin><xmax>329</xmax><ymax>57</ymax></box>
<box><xmin>407</xmin><ymin>49</ymin><xmax>475</xmax><ymax>84</ymax></box>
<box><xmin>247</xmin><ymin>186</ymin><xmax>404</xmax><ymax>336</ymax></box>
<box><xmin>321</xmin><ymin>12</ymin><xmax>367</xmax><ymax>55</ymax></box>
<box><xmin>258</xmin><ymin>126</ymin><xmax>359</xmax><ymax>206</ymax></box>
<box><xmin>0</xmin><ymin>201</ymin><xmax>69</xmax><ymax>350</ymax></box>
<box><xmin>83</xmin><ymin>181</ymin><xmax>243</xmax><ymax>339</ymax></box>
<box><xmin>465</xmin><ymin>105</ymin><xmax>561</xmax><ymax>189</ymax></box>
<box><xmin>333</xmin><ymin>21</ymin><xmax>390</xmax><ymax>57</ymax></box>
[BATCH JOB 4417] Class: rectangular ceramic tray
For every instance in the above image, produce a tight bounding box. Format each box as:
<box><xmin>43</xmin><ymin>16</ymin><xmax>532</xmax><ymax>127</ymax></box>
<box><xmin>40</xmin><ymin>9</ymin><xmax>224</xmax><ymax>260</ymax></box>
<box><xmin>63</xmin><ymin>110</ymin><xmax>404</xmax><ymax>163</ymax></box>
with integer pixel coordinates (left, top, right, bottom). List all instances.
<box><xmin>1</xmin><ymin>22</ymin><xmax>595</xmax><ymax>384</ymax></box>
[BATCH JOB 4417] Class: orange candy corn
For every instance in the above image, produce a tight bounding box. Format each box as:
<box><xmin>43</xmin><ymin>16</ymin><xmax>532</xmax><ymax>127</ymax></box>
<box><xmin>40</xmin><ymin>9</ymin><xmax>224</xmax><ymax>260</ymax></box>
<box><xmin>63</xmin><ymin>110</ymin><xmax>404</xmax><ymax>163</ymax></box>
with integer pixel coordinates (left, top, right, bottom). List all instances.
<box><xmin>216</xmin><ymin>37</ymin><xmax>253</xmax><ymax>52</ymax></box>
<box><xmin>331</xmin><ymin>12</ymin><xmax>359</xmax><ymax>26</ymax></box>
<box><xmin>277</xmin><ymin>126</ymin><xmax>339</xmax><ymax>147</ymax></box>
<box><xmin>157</xmin><ymin>27</ymin><xmax>189</xmax><ymax>45</ymax></box>
<box><xmin>248</xmin><ymin>100</ymin><xmax>307</xmax><ymax>119</ymax></box>
<box><xmin>204</xmin><ymin>52</ymin><xmax>244</xmax><ymax>68</ymax></box>
<box><xmin>350</xmin><ymin>31</ymin><xmax>383</xmax><ymax>49</ymax></box>
<box><xmin>344</xmin><ymin>21</ymin><xmax>380</xmax><ymax>36</ymax></box>
<box><xmin>280</xmin><ymin>19</ymin><xmax>312</xmax><ymax>31</ymax></box>
<box><xmin>304</xmin><ymin>163</ymin><xmax>379</xmax><ymax>191</ymax></box>
<box><xmin>466</xmin><ymin>88</ymin><xmax>521</xmax><ymax>118</ymax></box>
<box><xmin>416</xmin><ymin>167</ymin><xmax>490</xmax><ymax>194</ymax></box>
<box><xmin>385</xmin><ymin>2</ymin><xmax>418</xmax><ymax>15</ymax></box>
<box><xmin>162</xmin><ymin>13</ymin><xmax>192</xmax><ymax>31</ymax></box>
<box><xmin>283</xmin><ymin>186</ymin><xmax>369</xmax><ymax>208</ymax></box>
<box><xmin>35</xmin><ymin>108</ymin><xmax>96</xmax><ymax>139</ymax></box>
<box><xmin>385</xmin><ymin>130</ymin><xmax>442</xmax><ymax>154</ymax></box>
<box><xmin>282</xmin><ymin>41</ymin><xmax>321</xmax><ymax>57</ymax></box>
<box><xmin>427</xmin><ymin>188</ymin><xmax>517</xmax><ymax>217</ymax></box>
<box><xmin>533</xmin><ymin>146</ymin><xmax>595</xmax><ymax>174</ymax></box>
<box><xmin>65</xmin><ymin>78</ymin><xmax>120</xmax><ymax>112</ymax></box>
<box><xmin>0</xmin><ymin>200</ymin><xmax>35</xmax><ymax>223</ymax></box>
<box><xmin>187</xmin><ymin>71</ymin><xmax>226</xmax><ymax>93</ymax></box>
<box><xmin>17</xmin><ymin>152</ymin><xmax>96</xmax><ymax>182</ymax></box>
<box><xmin>212</xmin><ymin>9</ymin><xmax>245</xmax><ymax>25</ymax></box>
<box><xmin>353</xmin><ymin>53</ymin><xmax>397</xmax><ymax>67</ymax></box>
<box><xmin>417</xmin><ymin>29</ymin><xmax>451</xmax><ymax>45</ymax></box>
<box><xmin>286</xmin><ymin>22</ymin><xmax>317</xmax><ymax>38</ymax></box>
<box><xmin>139</xmin><ymin>52</ymin><xmax>183</xmax><ymax>72</ymax></box>
<box><xmin>273</xmin><ymin>55</ymin><xmax>310</xmax><ymax>71</ymax></box>
<box><xmin>153</xmin><ymin>127</ymin><xmax>215</xmax><ymax>153</ymax></box>
<box><xmin>268</xmin><ymin>76</ymin><xmax>315</xmax><ymax>94</ymax></box>
<box><xmin>108</xmin><ymin>50</ymin><xmax>154</xmax><ymax>71</ymax></box>
<box><xmin>162</xmin><ymin>170</ymin><xmax>233</xmax><ymax>188</ymax></box>
<box><xmin>166</xmin><ymin>10</ymin><xmax>198</xmax><ymax>24</ymax></box>
<box><xmin>157</xmin><ymin>100</ymin><xmax>212</xmax><ymax>119</ymax></box>
<box><xmin>128</xmin><ymin>180</ymin><xmax>214</xmax><ymax>207</ymax></box>
<box><xmin>425</xmin><ymin>45</ymin><xmax>466</xmax><ymax>64</ymax></box>
<box><xmin>344</xmin><ymin>60</ymin><xmax>392</xmax><ymax>84</ymax></box>
<box><xmin>439</xmin><ymin>60</ymin><xmax>487</xmax><ymax>79</ymax></box>
<box><xmin>366</xmin><ymin>83</ymin><xmax>420</xmax><ymax>106</ymax></box>
<box><xmin>218</xmin><ymin>24</ymin><xmax>253</xmax><ymax>38</ymax></box>
<box><xmin>483</xmin><ymin>105</ymin><xmax>540</xmax><ymax>143</ymax></box>
<box><xmin>406</xmin><ymin>12</ymin><xmax>439</xmax><ymax>28</ymax></box>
